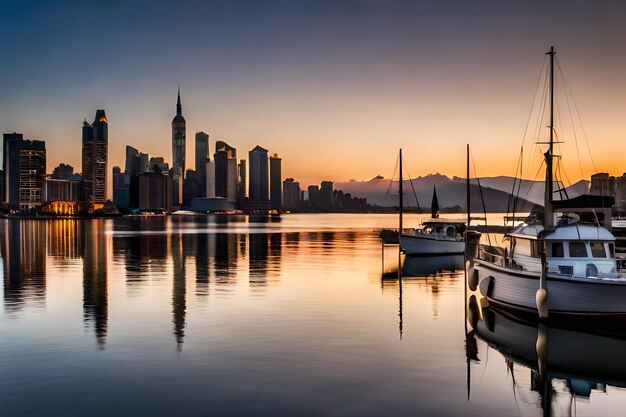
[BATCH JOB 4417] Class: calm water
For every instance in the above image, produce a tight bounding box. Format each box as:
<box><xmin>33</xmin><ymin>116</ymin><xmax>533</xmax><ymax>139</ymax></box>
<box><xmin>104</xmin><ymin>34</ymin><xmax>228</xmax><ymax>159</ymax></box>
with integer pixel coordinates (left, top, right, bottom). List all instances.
<box><xmin>1</xmin><ymin>214</ymin><xmax>625</xmax><ymax>416</ymax></box>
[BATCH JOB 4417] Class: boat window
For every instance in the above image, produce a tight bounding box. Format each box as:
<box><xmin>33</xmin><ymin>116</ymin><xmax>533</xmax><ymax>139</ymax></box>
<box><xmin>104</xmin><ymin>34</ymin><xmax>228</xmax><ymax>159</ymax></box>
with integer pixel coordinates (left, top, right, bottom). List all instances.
<box><xmin>609</xmin><ymin>243</ymin><xmax>615</xmax><ymax>258</ymax></box>
<box><xmin>551</xmin><ymin>242</ymin><xmax>564</xmax><ymax>258</ymax></box>
<box><xmin>569</xmin><ymin>242</ymin><xmax>588</xmax><ymax>258</ymax></box>
<box><xmin>531</xmin><ymin>241</ymin><xmax>543</xmax><ymax>258</ymax></box>
<box><xmin>590</xmin><ymin>242</ymin><xmax>606</xmax><ymax>258</ymax></box>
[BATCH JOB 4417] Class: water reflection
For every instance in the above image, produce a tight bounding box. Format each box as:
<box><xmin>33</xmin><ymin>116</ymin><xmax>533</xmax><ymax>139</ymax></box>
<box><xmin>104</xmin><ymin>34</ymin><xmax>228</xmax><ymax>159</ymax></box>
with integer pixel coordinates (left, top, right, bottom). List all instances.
<box><xmin>2</xmin><ymin>220</ymin><xmax>46</xmax><ymax>312</ymax></box>
<box><xmin>82</xmin><ymin>221</ymin><xmax>108</xmax><ymax>348</ymax></box>
<box><xmin>467</xmin><ymin>270</ymin><xmax>626</xmax><ymax>415</ymax></box>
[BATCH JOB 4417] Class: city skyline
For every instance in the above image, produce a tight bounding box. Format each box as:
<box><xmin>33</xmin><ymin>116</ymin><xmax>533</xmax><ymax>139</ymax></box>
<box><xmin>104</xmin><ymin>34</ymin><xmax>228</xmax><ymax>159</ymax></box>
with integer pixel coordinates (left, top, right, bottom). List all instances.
<box><xmin>4</xmin><ymin>1</ymin><xmax>626</xmax><ymax>188</ymax></box>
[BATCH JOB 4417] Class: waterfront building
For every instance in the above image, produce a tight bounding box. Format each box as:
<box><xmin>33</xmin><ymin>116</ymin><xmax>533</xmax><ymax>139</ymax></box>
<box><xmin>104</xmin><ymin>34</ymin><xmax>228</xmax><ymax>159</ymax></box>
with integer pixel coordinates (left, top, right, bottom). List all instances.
<box><xmin>269</xmin><ymin>153</ymin><xmax>282</xmax><ymax>210</ymax></box>
<box><xmin>41</xmin><ymin>163</ymin><xmax>83</xmax><ymax>214</ymax></box>
<box><xmin>112</xmin><ymin>166</ymin><xmax>129</xmax><ymax>211</ymax></box>
<box><xmin>42</xmin><ymin>178</ymin><xmax>82</xmax><ymax>214</ymax></box>
<box><xmin>4</xmin><ymin>135</ymin><xmax>46</xmax><ymax>211</ymax></box>
<box><xmin>590</xmin><ymin>173</ymin><xmax>614</xmax><ymax>197</ymax></box>
<box><xmin>320</xmin><ymin>181</ymin><xmax>334</xmax><ymax>211</ymax></box>
<box><xmin>2</xmin><ymin>132</ymin><xmax>23</xmax><ymax>203</ymax></box>
<box><xmin>82</xmin><ymin>110</ymin><xmax>108</xmax><ymax>205</ymax></box>
<box><xmin>183</xmin><ymin>169</ymin><xmax>203</xmax><ymax>205</ymax></box>
<box><xmin>171</xmin><ymin>88</ymin><xmax>186</xmax><ymax>206</ymax></box>
<box><xmin>206</xmin><ymin>160</ymin><xmax>216</xmax><ymax>198</ymax></box>
<box><xmin>125</xmin><ymin>145</ymin><xmax>148</xmax><ymax>176</ymax></box>
<box><xmin>307</xmin><ymin>185</ymin><xmax>320</xmax><ymax>210</ymax></box>
<box><xmin>137</xmin><ymin>167</ymin><xmax>173</xmax><ymax>212</ymax></box>
<box><xmin>282</xmin><ymin>178</ymin><xmax>301</xmax><ymax>210</ymax></box>
<box><xmin>238</xmin><ymin>159</ymin><xmax>246</xmax><ymax>207</ymax></box>
<box><xmin>213</xmin><ymin>141</ymin><xmax>237</xmax><ymax>203</ymax></box>
<box><xmin>195</xmin><ymin>131</ymin><xmax>209</xmax><ymax>196</ymax></box>
<box><xmin>248</xmin><ymin>145</ymin><xmax>270</xmax><ymax>210</ymax></box>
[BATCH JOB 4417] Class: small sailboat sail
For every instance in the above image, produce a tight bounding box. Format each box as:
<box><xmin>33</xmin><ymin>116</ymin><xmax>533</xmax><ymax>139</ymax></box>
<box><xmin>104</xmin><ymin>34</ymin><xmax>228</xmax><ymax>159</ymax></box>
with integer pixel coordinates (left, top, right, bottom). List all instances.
<box><xmin>431</xmin><ymin>186</ymin><xmax>440</xmax><ymax>219</ymax></box>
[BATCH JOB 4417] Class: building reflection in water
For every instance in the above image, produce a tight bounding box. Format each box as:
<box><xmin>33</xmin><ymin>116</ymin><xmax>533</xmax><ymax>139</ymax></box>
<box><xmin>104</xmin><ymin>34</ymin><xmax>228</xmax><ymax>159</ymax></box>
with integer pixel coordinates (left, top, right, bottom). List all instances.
<box><xmin>113</xmin><ymin>217</ymin><xmax>168</xmax><ymax>292</ymax></box>
<box><xmin>82</xmin><ymin>220</ymin><xmax>108</xmax><ymax>348</ymax></box>
<box><xmin>171</xmin><ymin>232</ymin><xmax>186</xmax><ymax>351</ymax></box>
<box><xmin>1</xmin><ymin>220</ymin><xmax>47</xmax><ymax>312</ymax></box>
<box><xmin>47</xmin><ymin>219</ymin><xmax>82</xmax><ymax>261</ymax></box>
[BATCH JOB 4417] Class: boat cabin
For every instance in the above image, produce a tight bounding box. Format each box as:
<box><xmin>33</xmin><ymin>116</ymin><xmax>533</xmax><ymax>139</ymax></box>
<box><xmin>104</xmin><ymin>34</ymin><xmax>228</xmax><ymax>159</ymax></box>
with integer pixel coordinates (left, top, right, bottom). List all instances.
<box><xmin>420</xmin><ymin>220</ymin><xmax>466</xmax><ymax>241</ymax></box>
<box><xmin>507</xmin><ymin>223</ymin><xmax>618</xmax><ymax>278</ymax></box>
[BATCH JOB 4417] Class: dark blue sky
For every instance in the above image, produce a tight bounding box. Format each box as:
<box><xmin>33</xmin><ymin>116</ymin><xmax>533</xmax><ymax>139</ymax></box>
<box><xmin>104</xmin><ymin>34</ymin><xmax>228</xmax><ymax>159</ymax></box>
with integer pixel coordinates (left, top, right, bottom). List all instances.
<box><xmin>3</xmin><ymin>0</ymin><xmax>626</xmax><ymax>185</ymax></box>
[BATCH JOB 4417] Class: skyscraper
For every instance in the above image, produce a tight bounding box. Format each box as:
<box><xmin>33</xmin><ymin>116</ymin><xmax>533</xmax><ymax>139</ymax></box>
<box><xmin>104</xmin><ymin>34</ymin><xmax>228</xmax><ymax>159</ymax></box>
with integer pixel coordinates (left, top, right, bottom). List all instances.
<box><xmin>4</xmin><ymin>136</ymin><xmax>46</xmax><ymax>210</ymax></box>
<box><xmin>282</xmin><ymin>178</ymin><xmax>301</xmax><ymax>210</ymax></box>
<box><xmin>269</xmin><ymin>153</ymin><xmax>282</xmax><ymax>210</ymax></box>
<box><xmin>214</xmin><ymin>141</ymin><xmax>237</xmax><ymax>203</ymax></box>
<box><xmin>238</xmin><ymin>159</ymin><xmax>246</xmax><ymax>207</ymax></box>
<box><xmin>171</xmin><ymin>88</ymin><xmax>186</xmax><ymax>206</ymax></box>
<box><xmin>82</xmin><ymin>110</ymin><xmax>108</xmax><ymax>204</ymax></box>
<box><xmin>248</xmin><ymin>145</ymin><xmax>270</xmax><ymax>210</ymax></box>
<box><xmin>3</xmin><ymin>132</ymin><xmax>23</xmax><ymax>203</ymax></box>
<box><xmin>195</xmin><ymin>131</ymin><xmax>209</xmax><ymax>196</ymax></box>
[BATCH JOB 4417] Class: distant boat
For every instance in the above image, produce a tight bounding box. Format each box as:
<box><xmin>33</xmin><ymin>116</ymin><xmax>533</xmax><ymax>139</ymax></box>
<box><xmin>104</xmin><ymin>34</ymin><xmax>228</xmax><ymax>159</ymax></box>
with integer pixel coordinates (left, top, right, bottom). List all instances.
<box><xmin>473</xmin><ymin>46</ymin><xmax>626</xmax><ymax>318</ymax></box>
<box><xmin>400</xmin><ymin>186</ymin><xmax>466</xmax><ymax>255</ymax></box>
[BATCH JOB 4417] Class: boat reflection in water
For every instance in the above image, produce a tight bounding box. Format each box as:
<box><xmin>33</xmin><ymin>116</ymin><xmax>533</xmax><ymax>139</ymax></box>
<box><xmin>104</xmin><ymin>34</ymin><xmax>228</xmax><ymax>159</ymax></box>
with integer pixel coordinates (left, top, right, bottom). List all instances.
<box><xmin>467</xmin><ymin>291</ymin><xmax>626</xmax><ymax>415</ymax></box>
<box><xmin>402</xmin><ymin>254</ymin><xmax>465</xmax><ymax>277</ymax></box>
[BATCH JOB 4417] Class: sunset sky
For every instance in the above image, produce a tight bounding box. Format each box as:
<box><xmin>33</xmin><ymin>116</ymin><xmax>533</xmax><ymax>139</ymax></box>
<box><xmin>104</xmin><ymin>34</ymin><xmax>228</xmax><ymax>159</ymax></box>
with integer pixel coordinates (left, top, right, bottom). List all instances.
<box><xmin>3</xmin><ymin>0</ymin><xmax>626</xmax><ymax>191</ymax></box>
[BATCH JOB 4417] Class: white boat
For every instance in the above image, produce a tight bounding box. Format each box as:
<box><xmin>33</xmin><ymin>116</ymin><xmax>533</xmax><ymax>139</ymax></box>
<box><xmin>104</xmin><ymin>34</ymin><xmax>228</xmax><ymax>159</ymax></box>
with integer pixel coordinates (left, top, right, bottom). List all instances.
<box><xmin>400</xmin><ymin>219</ymin><xmax>466</xmax><ymax>255</ymax></box>
<box><xmin>473</xmin><ymin>46</ymin><xmax>626</xmax><ymax>318</ymax></box>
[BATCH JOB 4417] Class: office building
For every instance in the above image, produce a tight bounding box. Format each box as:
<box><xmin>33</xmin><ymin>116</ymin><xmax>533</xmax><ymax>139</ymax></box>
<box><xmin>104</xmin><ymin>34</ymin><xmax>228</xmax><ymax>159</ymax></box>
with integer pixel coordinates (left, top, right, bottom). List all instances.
<box><xmin>269</xmin><ymin>153</ymin><xmax>282</xmax><ymax>210</ymax></box>
<box><xmin>238</xmin><ymin>159</ymin><xmax>246</xmax><ymax>207</ymax></box>
<box><xmin>137</xmin><ymin>167</ymin><xmax>173</xmax><ymax>212</ymax></box>
<box><xmin>4</xmin><ymin>136</ymin><xmax>46</xmax><ymax>210</ymax></box>
<box><xmin>248</xmin><ymin>145</ymin><xmax>270</xmax><ymax>209</ymax></box>
<box><xmin>282</xmin><ymin>178</ymin><xmax>301</xmax><ymax>210</ymax></box>
<box><xmin>171</xmin><ymin>88</ymin><xmax>186</xmax><ymax>206</ymax></box>
<box><xmin>195</xmin><ymin>131</ymin><xmax>209</xmax><ymax>196</ymax></box>
<box><xmin>320</xmin><ymin>181</ymin><xmax>334</xmax><ymax>211</ymax></box>
<box><xmin>3</xmin><ymin>132</ymin><xmax>23</xmax><ymax>203</ymax></box>
<box><xmin>82</xmin><ymin>110</ymin><xmax>108</xmax><ymax>204</ymax></box>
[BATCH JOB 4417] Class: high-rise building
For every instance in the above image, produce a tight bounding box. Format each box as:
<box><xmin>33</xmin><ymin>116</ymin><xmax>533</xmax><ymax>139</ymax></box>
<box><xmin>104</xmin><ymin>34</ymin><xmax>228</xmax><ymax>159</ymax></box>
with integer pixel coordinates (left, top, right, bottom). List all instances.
<box><xmin>82</xmin><ymin>110</ymin><xmax>108</xmax><ymax>204</ymax></box>
<box><xmin>238</xmin><ymin>159</ymin><xmax>246</xmax><ymax>207</ymax></box>
<box><xmin>269</xmin><ymin>153</ymin><xmax>282</xmax><ymax>210</ymax></box>
<box><xmin>3</xmin><ymin>132</ymin><xmax>23</xmax><ymax>203</ymax></box>
<box><xmin>214</xmin><ymin>141</ymin><xmax>237</xmax><ymax>203</ymax></box>
<box><xmin>112</xmin><ymin>166</ymin><xmax>129</xmax><ymax>210</ymax></box>
<box><xmin>282</xmin><ymin>178</ymin><xmax>301</xmax><ymax>210</ymax></box>
<box><xmin>4</xmin><ymin>136</ymin><xmax>46</xmax><ymax>210</ymax></box>
<box><xmin>248</xmin><ymin>146</ymin><xmax>269</xmax><ymax>209</ymax></box>
<box><xmin>195</xmin><ymin>131</ymin><xmax>209</xmax><ymax>196</ymax></box>
<box><xmin>206</xmin><ymin>160</ymin><xmax>216</xmax><ymax>198</ymax></box>
<box><xmin>320</xmin><ymin>181</ymin><xmax>334</xmax><ymax>211</ymax></box>
<box><xmin>171</xmin><ymin>88</ymin><xmax>186</xmax><ymax>206</ymax></box>
<box><xmin>137</xmin><ymin>168</ymin><xmax>173</xmax><ymax>212</ymax></box>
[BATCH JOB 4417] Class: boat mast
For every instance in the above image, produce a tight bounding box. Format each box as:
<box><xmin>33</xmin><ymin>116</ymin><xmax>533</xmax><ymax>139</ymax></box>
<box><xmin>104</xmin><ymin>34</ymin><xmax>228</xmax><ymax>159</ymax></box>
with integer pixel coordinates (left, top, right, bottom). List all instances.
<box><xmin>544</xmin><ymin>46</ymin><xmax>555</xmax><ymax>229</ymax></box>
<box><xmin>399</xmin><ymin>148</ymin><xmax>403</xmax><ymax>233</ymax></box>
<box><xmin>466</xmin><ymin>144</ymin><xmax>470</xmax><ymax>226</ymax></box>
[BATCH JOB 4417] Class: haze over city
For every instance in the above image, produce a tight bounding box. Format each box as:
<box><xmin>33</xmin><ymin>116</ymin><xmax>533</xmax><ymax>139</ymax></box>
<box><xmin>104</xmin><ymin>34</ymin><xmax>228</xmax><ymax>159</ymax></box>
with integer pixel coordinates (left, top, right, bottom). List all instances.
<box><xmin>3</xmin><ymin>0</ymin><xmax>626</xmax><ymax>189</ymax></box>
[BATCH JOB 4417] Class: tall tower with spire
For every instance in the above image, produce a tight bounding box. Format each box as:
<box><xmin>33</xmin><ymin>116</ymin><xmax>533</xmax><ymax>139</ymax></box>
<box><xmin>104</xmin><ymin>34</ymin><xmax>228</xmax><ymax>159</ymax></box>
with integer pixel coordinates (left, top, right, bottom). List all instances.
<box><xmin>171</xmin><ymin>87</ymin><xmax>186</xmax><ymax>206</ymax></box>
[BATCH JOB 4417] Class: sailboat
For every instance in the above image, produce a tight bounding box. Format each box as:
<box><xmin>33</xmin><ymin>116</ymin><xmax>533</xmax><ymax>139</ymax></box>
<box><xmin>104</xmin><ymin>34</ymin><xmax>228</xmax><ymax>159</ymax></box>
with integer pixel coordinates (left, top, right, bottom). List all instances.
<box><xmin>400</xmin><ymin>186</ymin><xmax>466</xmax><ymax>255</ymax></box>
<box><xmin>474</xmin><ymin>46</ymin><xmax>626</xmax><ymax>317</ymax></box>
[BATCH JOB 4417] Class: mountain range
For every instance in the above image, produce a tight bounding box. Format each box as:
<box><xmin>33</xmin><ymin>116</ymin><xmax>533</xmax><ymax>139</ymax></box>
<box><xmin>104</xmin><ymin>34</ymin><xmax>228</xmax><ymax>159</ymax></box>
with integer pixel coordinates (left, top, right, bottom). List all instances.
<box><xmin>335</xmin><ymin>174</ymin><xmax>590</xmax><ymax>213</ymax></box>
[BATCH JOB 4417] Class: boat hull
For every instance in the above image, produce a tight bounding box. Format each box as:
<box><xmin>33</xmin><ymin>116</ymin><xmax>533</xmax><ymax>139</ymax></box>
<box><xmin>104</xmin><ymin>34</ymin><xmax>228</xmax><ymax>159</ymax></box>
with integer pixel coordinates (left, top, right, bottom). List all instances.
<box><xmin>475</xmin><ymin>259</ymin><xmax>626</xmax><ymax>315</ymax></box>
<box><xmin>400</xmin><ymin>234</ymin><xmax>464</xmax><ymax>255</ymax></box>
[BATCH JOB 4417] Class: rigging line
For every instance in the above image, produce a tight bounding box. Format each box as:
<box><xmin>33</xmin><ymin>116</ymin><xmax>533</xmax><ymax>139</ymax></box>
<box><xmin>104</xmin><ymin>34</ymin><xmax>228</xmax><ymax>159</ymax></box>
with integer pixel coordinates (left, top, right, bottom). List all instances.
<box><xmin>557</xmin><ymin>56</ymin><xmax>598</xmax><ymax>174</ymax></box>
<box><xmin>507</xmin><ymin>148</ymin><xmax>523</xmax><ymax>219</ymax></box>
<box><xmin>557</xmin><ymin>58</ymin><xmax>586</xmax><ymax>181</ymax></box>
<box><xmin>520</xmin><ymin>155</ymin><xmax>545</xmax><ymax>203</ymax></box>
<box><xmin>519</xmin><ymin>55</ymin><xmax>549</xmax><ymax>153</ymax></box>
<box><xmin>470</xmin><ymin>149</ymin><xmax>492</xmax><ymax>247</ymax></box>
<box><xmin>383</xmin><ymin>152</ymin><xmax>400</xmax><ymax>205</ymax></box>
<box><xmin>406</xmin><ymin>161</ymin><xmax>422</xmax><ymax>213</ymax></box>
<box><xmin>526</xmin><ymin>63</ymin><xmax>550</xmax><ymax>191</ymax></box>
<box><xmin>402</xmin><ymin>156</ymin><xmax>422</xmax><ymax>212</ymax></box>
<box><xmin>557</xmin><ymin>57</ymin><xmax>600</xmax><ymax>219</ymax></box>
<box><xmin>513</xmin><ymin>147</ymin><xmax>524</xmax><ymax>223</ymax></box>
